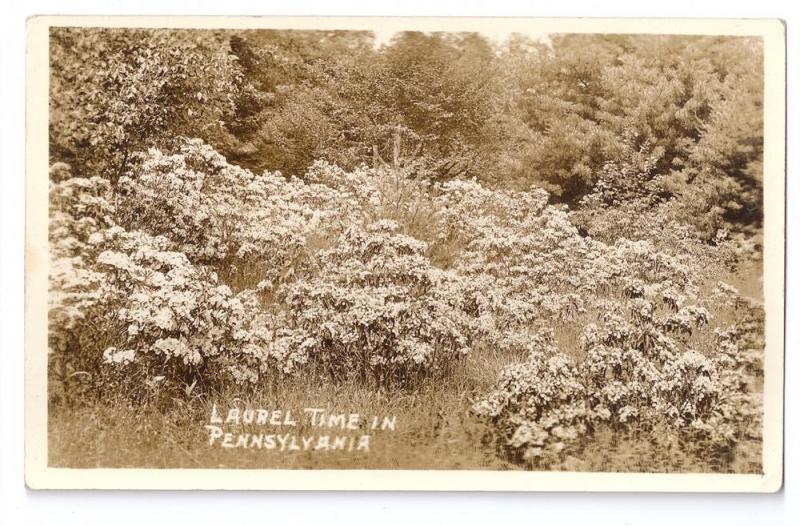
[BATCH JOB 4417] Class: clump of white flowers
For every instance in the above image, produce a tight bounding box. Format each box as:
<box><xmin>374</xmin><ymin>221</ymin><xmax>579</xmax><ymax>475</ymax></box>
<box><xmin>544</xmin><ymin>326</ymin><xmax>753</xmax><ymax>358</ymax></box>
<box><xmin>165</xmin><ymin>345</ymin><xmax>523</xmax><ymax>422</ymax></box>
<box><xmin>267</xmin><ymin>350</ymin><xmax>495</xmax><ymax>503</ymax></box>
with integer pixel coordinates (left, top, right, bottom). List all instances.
<box><xmin>472</xmin><ymin>329</ymin><xmax>594</xmax><ymax>464</ymax></box>
<box><xmin>473</xmin><ymin>288</ymin><xmax>763</xmax><ymax>468</ymax></box>
<box><xmin>48</xmin><ymin>168</ymin><xmax>116</xmax><ymax>399</ymax></box>
<box><xmin>279</xmin><ymin>220</ymin><xmax>472</xmax><ymax>386</ymax></box>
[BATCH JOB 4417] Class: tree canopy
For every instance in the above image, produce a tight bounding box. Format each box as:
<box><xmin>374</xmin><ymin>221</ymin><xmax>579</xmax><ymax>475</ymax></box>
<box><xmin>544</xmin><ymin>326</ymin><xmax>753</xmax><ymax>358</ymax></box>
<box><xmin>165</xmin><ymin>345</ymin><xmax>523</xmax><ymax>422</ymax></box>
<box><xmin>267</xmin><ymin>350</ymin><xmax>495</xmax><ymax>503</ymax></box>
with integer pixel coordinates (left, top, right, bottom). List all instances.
<box><xmin>50</xmin><ymin>28</ymin><xmax>764</xmax><ymax>236</ymax></box>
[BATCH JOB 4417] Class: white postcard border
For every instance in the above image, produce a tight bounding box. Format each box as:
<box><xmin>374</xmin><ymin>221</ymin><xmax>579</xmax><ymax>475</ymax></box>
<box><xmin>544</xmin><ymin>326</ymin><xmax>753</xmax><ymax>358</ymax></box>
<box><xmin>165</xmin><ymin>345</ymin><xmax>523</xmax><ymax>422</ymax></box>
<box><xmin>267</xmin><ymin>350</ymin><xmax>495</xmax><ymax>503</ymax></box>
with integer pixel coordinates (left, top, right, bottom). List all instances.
<box><xmin>25</xmin><ymin>15</ymin><xmax>786</xmax><ymax>492</ymax></box>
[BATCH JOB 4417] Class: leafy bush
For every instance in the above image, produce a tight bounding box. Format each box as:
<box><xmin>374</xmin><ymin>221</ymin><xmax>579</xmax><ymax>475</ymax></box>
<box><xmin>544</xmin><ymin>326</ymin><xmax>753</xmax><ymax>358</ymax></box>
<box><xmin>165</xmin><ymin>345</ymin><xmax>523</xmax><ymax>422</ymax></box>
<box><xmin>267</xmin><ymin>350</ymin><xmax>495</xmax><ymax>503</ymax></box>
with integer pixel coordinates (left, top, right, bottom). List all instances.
<box><xmin>50</xmin><ymin>28</ymin><xmax>240</xmax><ymax>180</ymax></box>
<box><xmin>48</xmin><ymin>168</ymin><xmax>115</xmax><ymax>402</ymax></box>
<box><xmin>473</xmin><ymin>290</ymin><xmax>764</xmax><ymax>469</ymax></box>
<box><xmin>279</xmin><ymin>220</ymin><xmax>472</xmax><ymax>386</ymax></box>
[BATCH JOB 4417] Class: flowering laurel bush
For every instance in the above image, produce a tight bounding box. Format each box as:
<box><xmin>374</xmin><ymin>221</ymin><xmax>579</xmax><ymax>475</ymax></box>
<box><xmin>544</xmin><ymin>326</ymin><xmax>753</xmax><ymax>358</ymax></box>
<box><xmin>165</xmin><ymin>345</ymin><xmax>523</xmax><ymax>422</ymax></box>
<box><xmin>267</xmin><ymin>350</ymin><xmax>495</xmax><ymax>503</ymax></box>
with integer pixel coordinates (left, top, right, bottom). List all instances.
<box><xmin>48</xmin><ymin>144</ymin><xmax>352</xmax><ymax>398</ymax></box>
<box><xmin>278</xmin><ymin>220</ymin><xmax>472</xmax><ymax>386</ymax></box>
<box><xmin>117</xmin><ymin>140</ymin><xmax>351</xmax><ymax>283</ymax></box>
<box><xmin>49</xmin><ymin>139</ymin><xmax>765</xmax><ymax>465</ymax></box>
<box><xmin>49</xmin><ymin>170</ymin><xmax>113</xmax><ymax>355</ymax></box>
<box><xmin>472</xmin><ymin>291</ymin><xmax>764</xmax><ymax>468</ymax></box>
<box><xmin>49</xmin><ymin>168</ymin><xmax>113</xmax><ymax>401</ymax></box>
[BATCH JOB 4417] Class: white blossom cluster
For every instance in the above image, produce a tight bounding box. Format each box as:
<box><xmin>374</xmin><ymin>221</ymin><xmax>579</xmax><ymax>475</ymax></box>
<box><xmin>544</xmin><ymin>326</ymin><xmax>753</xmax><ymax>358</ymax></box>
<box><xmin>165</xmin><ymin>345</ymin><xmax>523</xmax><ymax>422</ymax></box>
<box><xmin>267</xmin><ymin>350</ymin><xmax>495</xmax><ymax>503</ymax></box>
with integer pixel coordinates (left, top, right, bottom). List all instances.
<box><xmin>473</xmin><ymin>292</ymin><xmax>764</xmax><ymax>467</ymax></box>
<box><xmin>278</xmin><ymin>220</ymin><xmax>472</xmax><ymax>385</ymax></box>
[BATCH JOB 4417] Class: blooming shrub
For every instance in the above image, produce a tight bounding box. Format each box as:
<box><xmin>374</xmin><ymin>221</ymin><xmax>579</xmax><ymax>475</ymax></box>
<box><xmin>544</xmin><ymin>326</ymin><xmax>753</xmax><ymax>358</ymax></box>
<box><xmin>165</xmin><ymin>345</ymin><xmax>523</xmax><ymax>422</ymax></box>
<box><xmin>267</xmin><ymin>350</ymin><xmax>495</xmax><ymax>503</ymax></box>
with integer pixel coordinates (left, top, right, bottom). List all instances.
<box><xmin>47</xmin><ymin>149</ymin><xmax>349</xmax><ymax>397</ymax></box>
<box><xmin>472</xmin><ymin>330</ymin><xmax>594</xmax><ymax>464</ymax></box>
<box><xmin>48</xmin><ymin>168</ymin><xmax>116</xmax><ymax>400</ymax></box>
<box><xmin>92</xmin><ymin>229</ymin><xmax>244</xmax><ymax>375</ymax></box>
<box><xmin>279</xmin><ymin>220</ymin><xmax>472</xmax><ymax>386</ymax></box>
<box><xmin>473</xmin><ymin>291</ymin><xmax>764</xmax><ymax>469</ymax></box>
<box><xmin>117</xmin><ymin>140</ymin><xmax>365</xmax><ymax>291</ymax></box>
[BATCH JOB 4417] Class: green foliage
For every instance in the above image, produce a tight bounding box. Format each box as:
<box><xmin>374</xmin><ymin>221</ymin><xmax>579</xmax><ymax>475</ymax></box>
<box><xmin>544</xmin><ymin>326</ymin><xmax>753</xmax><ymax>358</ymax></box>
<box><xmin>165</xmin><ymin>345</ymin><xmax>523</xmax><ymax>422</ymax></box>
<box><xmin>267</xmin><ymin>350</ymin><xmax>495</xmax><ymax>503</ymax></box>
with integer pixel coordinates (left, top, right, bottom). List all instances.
<box><xmin>50</xmin><ymin>27</ymin><xmax>240</xmax><ymax>181</ymax></box>
<box><xmin>233</xmin><ymin>31</ymin><xmax>502</xmax><ymax>180</ymax></box>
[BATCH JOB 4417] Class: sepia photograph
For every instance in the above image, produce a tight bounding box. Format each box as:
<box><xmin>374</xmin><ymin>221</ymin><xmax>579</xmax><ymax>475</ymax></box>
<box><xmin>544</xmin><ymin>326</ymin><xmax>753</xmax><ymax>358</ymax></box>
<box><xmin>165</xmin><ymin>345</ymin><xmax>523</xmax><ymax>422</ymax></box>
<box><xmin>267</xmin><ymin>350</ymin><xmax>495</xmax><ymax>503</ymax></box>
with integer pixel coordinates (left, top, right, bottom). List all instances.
<box><xmin>24</xmin><ymin>16</ymin><xmax>785</xmax><ymax>491</ymax></box>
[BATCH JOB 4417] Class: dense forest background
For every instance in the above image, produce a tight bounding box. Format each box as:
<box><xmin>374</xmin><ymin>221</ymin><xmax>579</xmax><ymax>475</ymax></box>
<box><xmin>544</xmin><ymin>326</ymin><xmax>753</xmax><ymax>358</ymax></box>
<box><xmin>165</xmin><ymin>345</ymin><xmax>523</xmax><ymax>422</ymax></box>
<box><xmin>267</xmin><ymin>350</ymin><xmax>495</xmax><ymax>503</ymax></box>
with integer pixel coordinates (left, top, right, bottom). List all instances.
<box><xmin>50</xmin><ymin>29</ymin><xmax>763</xmax><ymax>241</ymax></box>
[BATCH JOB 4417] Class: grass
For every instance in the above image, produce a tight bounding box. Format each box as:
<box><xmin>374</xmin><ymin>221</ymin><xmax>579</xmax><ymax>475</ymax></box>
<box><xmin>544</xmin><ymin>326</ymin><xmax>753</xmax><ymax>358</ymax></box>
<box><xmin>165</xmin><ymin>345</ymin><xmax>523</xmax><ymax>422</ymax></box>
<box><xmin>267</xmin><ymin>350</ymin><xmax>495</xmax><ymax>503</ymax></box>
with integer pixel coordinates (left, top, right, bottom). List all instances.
<box><xmin>48</xmin><ymin>364</ymin><xmax>515</xmax><ymax>470</ymax></box>
<box><xmin>48</xmin><ymin>339</ymin><xmax>761</xmax><ymax>473</ymax></box>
